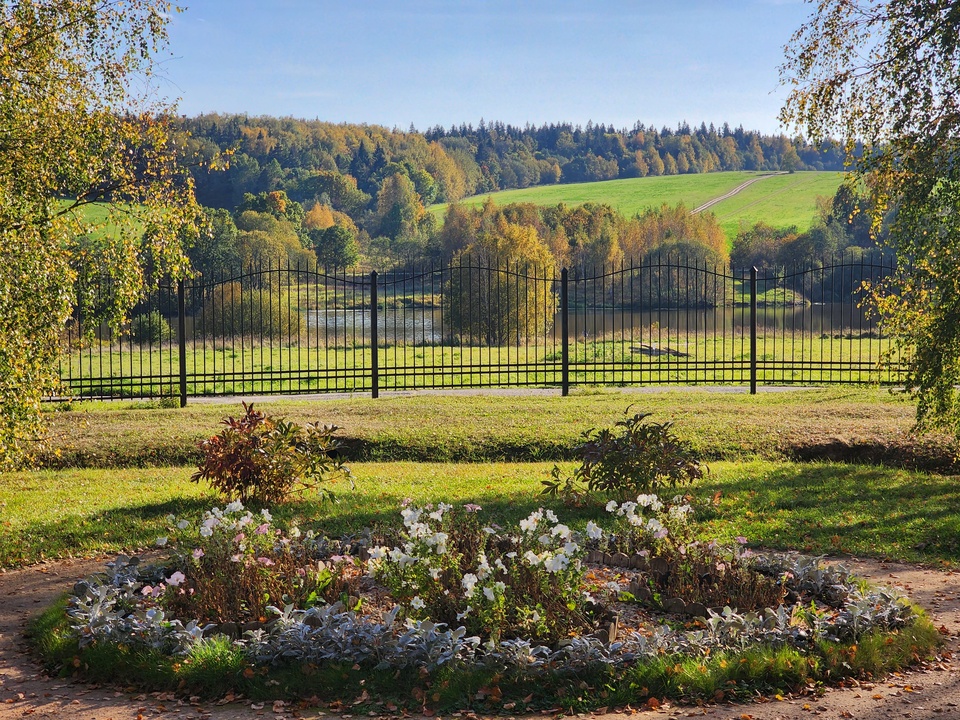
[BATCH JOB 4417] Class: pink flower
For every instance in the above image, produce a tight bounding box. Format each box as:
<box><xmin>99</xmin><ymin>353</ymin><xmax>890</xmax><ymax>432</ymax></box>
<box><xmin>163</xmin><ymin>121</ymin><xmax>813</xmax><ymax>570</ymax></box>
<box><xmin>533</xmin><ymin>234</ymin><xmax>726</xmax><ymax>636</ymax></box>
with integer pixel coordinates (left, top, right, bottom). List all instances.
<box><xmin>230</xmin><ymin>554</ymin><xmax>242</xmax><ymax>562</ymax></box>
<box><xmin>255</xmin><ymin>523</ymin><xmax>270</xmax><ymax>535</ymax></box>
<box><xmin>233</xmin><ymin>532</ymin><xmax>245</xmax><ymax>543</ymax></box>
<box><xmin>464</xmin><ymin>503</ymin><xmax>482</xmax><ymax>513</ymax></box>
<box><xmin>736</xmin><ymin>536</ymin><xmax>749</xmax><ymax>545</ymax></box>
<box><xmin>257</xmin><ymin>557</ymin><xmax>275</xmax><ymax>566</ymax></box>
<box><xmin>192</xmin><ymin>548</ymin><xmax>205</xmax><ymax>560</ymax></box>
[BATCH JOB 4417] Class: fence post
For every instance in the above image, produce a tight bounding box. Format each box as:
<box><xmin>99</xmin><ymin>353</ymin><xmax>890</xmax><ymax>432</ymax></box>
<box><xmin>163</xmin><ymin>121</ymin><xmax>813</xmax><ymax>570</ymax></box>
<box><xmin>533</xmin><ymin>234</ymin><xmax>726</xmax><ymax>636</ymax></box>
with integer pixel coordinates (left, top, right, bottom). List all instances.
<box><xmin>750</xmin><ymin>266</ymin><xmax>757</xmax><ymax>395</ymax></box>
<box><xmin>561</xmin><ymin>268</ymin><xmax>569</xmax><ymax>396</ymax></box>
<box><xmin>177</xmin><ymin>279</ymin><xmax>187</xmax><ymax>407</ymax></box>
<box><xmin>370</xmin><ymin>270</ymin><xmax>379</xmax><ymax>399</ymax></box>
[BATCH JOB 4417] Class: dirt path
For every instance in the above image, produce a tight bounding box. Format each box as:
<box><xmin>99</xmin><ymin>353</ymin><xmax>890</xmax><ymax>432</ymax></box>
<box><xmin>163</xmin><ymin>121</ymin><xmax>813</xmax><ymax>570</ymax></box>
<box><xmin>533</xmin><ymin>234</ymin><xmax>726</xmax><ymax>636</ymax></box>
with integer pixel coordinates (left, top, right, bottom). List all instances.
<box><xmin>1</xmin><ymin>557</ymin><xmax>958</xmax><ymax>719</ymax></box>
<box><xmin>691</xmin><ymin>173</ymin><xmax>784</xmax><ymax>214</ymax></box>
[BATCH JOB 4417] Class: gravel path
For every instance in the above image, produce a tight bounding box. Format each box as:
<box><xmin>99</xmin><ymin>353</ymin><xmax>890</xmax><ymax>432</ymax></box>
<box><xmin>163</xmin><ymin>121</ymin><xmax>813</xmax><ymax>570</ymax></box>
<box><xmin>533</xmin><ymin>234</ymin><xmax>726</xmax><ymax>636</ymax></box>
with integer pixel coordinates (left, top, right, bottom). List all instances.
<box><xmin>1</xmin><ymin>556</ymin><xmax>957</xmax><ymax>719</ymax></box>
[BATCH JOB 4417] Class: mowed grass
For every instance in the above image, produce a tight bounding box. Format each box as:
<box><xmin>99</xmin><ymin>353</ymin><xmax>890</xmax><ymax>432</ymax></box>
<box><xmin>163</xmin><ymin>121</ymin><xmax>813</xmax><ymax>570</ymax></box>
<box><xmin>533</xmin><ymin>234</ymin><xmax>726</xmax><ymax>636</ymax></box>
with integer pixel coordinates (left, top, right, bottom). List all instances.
<box><xmin>431</xmin><ymin>171</ymin><xmax>845</xmax><ymax>242</ymax></box>
<box><xmin>708</xmin><ymin>171</ymin><xmax>846</xmax><ymax>239</ymax></box>
<box><xmin>40</xmin><ymin>386</ymin><xmax>933</xmax><ymax>468</ymax></box>
<box><xmin>3</xmin><ymin>458</ymin><xmax>958</xmax><ymax>568</ymax></box>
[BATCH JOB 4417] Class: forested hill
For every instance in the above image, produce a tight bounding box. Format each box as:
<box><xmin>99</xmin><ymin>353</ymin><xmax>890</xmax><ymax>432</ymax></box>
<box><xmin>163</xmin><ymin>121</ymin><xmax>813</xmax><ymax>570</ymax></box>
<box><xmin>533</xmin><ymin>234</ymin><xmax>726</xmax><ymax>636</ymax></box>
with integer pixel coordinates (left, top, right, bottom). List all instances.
<box><xmin>175</xmin><ymin>114</ymin><xmax>846</xmax><ymax>213</ymax></box>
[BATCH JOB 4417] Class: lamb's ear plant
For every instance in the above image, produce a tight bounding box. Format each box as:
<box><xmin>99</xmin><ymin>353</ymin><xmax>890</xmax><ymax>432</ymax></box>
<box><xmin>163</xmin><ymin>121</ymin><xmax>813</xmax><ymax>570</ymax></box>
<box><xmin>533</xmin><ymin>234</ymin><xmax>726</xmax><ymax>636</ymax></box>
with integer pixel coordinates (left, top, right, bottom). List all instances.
<box><xmin>191</xmin><ymin>402</ymin><xmax>351</xmax><ymax>505</ymax></box>
<box><xmin>542</xmin><ymin>407</ymin><xmax>704</xmax><ymax>502</ymax></box>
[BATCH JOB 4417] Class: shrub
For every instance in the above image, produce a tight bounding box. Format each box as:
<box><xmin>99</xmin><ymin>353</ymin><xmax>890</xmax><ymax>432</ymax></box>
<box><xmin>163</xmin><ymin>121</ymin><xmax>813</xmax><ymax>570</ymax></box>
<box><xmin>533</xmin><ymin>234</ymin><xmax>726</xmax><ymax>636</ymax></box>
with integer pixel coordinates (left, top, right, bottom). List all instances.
<box><xmin>543</xmin><ymin>408</ymin><xmax>704</xmax><ymax>502</ymax></box>
<box><xmin>191</xmin><ymin>402</ymin><xmax>351</xmax><ymax>505</ymax></box>
<box><xmin>129</xmin><ymin>310</ymin><xmax>174</xmax><ymax>345</ymax></box>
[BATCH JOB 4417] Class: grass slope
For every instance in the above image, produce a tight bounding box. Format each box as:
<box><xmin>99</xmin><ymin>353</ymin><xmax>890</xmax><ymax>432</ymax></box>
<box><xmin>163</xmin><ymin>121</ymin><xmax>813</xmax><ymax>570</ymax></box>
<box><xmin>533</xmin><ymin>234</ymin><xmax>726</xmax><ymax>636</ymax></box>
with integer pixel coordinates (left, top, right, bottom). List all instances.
<box><xmin>431</xmin><ymin>171</ymin><xmax>845</xmax><ymax>243</ymax></box>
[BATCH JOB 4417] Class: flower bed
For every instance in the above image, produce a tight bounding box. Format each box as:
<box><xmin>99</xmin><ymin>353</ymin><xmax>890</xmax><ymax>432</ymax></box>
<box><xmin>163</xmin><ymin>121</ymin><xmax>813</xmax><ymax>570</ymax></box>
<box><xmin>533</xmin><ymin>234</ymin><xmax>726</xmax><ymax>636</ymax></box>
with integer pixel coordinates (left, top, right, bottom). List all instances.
<box><xmin>40</xmin><ymin>497</ymin><xmax>938</xmax><ymax>711</ymax></box>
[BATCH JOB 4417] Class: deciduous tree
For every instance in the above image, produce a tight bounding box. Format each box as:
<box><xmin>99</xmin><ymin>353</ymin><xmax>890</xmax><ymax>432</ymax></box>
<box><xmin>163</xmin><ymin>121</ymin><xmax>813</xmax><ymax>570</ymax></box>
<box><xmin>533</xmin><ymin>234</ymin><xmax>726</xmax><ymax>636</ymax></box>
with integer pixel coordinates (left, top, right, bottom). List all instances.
<box><xmin>781</xmin><ymin>0</ymin><xmax>960</xmax><ymax>434</ymax></box>
<box><xmin>0</xmin><ymin>0</ymin><xmax>201</xmax><ymax>467</ymax></box>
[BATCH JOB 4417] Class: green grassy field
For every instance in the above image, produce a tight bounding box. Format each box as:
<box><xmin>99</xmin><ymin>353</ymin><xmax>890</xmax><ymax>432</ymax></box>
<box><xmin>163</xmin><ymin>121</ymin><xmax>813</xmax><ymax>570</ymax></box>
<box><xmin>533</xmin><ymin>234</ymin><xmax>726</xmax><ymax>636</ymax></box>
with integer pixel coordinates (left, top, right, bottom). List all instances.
<box><xmin>431</xmin><ymin>171</ymin><xmax>845</xmax><ymax>242</ymax></box>
<box><xmin>58</xmin><ymin>328</ymin><xmax>903</xmax><ymax>400</ymax></box>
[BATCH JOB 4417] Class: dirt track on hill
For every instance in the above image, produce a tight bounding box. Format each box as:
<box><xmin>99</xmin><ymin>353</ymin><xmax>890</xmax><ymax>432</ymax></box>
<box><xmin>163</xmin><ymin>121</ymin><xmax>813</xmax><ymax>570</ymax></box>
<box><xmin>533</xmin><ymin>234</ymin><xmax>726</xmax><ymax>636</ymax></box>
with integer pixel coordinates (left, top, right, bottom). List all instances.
<box><xmin>1</xmin><ymin>557</ymin><xmax>958</xmax><ymax>720</ymax></box>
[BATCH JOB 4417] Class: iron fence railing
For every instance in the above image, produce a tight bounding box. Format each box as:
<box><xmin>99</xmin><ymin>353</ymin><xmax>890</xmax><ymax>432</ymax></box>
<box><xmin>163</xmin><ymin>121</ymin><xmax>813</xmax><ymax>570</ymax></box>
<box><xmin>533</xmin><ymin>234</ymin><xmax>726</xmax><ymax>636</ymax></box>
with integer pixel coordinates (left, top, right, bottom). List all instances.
<box><xmin>55</xmin><ymin>254</ymin><xmax>905</xmax><ymax>404</ymax></box>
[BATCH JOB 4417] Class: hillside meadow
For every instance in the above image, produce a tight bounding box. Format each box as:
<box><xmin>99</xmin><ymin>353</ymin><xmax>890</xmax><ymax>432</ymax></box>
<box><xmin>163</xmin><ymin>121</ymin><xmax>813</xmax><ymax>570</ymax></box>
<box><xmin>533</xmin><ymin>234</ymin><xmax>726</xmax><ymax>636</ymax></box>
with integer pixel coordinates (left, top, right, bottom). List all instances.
<box><xmin>431</xmin><ymin>170</ymin><xmax>845</xmax><ymax>244</ymax></box>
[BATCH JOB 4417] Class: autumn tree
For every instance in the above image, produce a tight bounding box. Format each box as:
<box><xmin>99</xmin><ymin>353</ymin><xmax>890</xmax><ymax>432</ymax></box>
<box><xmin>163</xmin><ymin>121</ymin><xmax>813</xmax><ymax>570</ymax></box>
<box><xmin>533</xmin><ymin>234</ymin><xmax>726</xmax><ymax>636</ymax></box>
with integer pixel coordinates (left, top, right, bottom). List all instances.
<box><xmin>444</xmin><ymin>220</ymin><xmax>557</xmax><ymax>345</ymax></box>
<box><xmin>781</xmin><ymin>0</ymin><xmax>960</xmax><ymax>434</ymax></box>
<box><xmin>0</xmin><ymin>0</ymin><xmax>201</xmax><ymax>468</ymax></box>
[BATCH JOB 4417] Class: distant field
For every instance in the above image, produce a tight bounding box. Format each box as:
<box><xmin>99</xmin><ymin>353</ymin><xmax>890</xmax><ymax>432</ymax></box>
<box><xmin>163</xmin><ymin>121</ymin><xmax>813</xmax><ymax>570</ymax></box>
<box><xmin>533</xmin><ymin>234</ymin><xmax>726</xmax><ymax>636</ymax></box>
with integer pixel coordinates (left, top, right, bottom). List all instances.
<box><xmin>432</xmin><ymin>171</ymin><xmax>845</xmax><ymax>242</ymax></box>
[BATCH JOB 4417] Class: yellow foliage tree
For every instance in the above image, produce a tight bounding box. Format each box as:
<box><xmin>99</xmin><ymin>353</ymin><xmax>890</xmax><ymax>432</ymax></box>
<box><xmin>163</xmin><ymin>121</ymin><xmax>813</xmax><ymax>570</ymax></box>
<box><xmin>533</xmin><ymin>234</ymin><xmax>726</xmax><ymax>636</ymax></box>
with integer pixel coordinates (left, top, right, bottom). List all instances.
<box><xmin>0</xmin><ymin>0</ymin><xmax>202</xmax><ymax>468</ymax></box>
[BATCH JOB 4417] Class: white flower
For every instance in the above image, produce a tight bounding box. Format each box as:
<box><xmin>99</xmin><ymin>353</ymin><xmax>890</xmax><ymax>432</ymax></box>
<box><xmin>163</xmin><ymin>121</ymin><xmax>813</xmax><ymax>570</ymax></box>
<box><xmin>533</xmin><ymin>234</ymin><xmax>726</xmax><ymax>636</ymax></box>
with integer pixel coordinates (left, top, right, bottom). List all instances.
<box><xmin>462</xmin><ymin>573</ymin><xmax>479</xmax><ymax>595</ymax></box>
<box><xmin>551</xmin><ymin>523</ymin><xmax>571</xmax><ymax>539</ymax></box>
<box><xmin>401</xmin><ymin>507</ymin><xmax>422</xmax><ymax>525</ymax></box>
<box><xmin>523</xmin><ymin>550</ymin><xmax>541</xmax><ymax>566</ymax></box>
<box><xmin>199</xmin><ymin>525</ymin><xmax>213</xmax><ymax>538</ymax></box>
<box><xmin>410</xmin><ymin>596</ymin><xmax>425</xmax><ymax>610</ymax></box>
<box><xmin>493</xmin><ymin>581</ymin><xmax>505</xmax><ymax>593</ymax></box>
<box><xmin>476</xmin><ymin>555</ymin><xmax>492</xmax><ymax>580</ymax></box>
<box><xmin>544</xmin><ymin>554</ymin><xmax>569</xmax><ymax>573</ymax></box>
<box><xmin>167</xmin><ymin>571</ymin><xmax>186</xmax><ymax>587</ymax></box>
<box><xmin>669</xmin><ymin>504</ymin><xmax>693</xmax><ymax>522</ymax></box>
<box><xmin>456</xmin><ymin>605</ymin><xmax>473</xmax><ymax>620</ymax></box>
<box><xmin>563</xmin><ymin>541</ymin><xmax>579</xmax><ymax>555</ymax></box>
<box><xmin>538</xmin><ymin>533</ymin><xmax>552</xmax><ymax>546</ymax></box>
<box><xmin>483</xmin><ymin>586</ymin><xmax>496</xmax><ymax>601</ymax></box>
<box><xmin>519</xmin><ymin>510</ymin><xmax>543</xmax><ymax>532</ymax></box>
<box><xmin>585</xmin><ymin>521</ymin><xmax>604</xmax><ymax>540</ymax></box>
<box><xmin>482</xmin><ymin>526</ymin><xmax>496</xmax><ymax>535</ymax></box>
<box><xmin>260</xmin><ymin>508</ymin><xmax>272</xmax><ymax>522</ymax></box>
<box><xmin>430</xmin><ymin>567</ymin><xmax>441</xmax><ymax>580</ymax></box>
<box><xmin>165</xmin><ymin>514</ymin><xmax>176</xmax><ymax>524</ymax></box>
<box><xmin>627</xmin><ymin>513</ymin><xmax>645</xmax><ymax>527</ymax></box>
<box><xmin>545</xmin><ymin>509</ymin><xmax>558</xmax><ymax>523</ymax></box>
<box><xmin>225</xmin><ymin>500</ymin><xmax>244</xmax><ymax>514</ymax></box>
<box><xmin>605</xmin><ymin>500</ymin><xmax>619</xmax><ymax>513</ymax></box>
<box><xmin>177</xmin><ymin>519</ymin><xmax>190</xmax><ymax>530</ymax></box>
<box><xmin>637</xmin><ymin>494</ymin><xmax>663</xmax><ymax>511</ymax></box>
<box><xmin>368</xmin><ymin>546</ymin><xmax>389</xmax><ymax>560</ymax></box>
<box><xmin>155</xmin><ymin>536</ymin><xmax>168</xmax><ymax>547</ymax></box>
<box><xmin>646</xmin><ymin>517</ymin><xmax>665</xmax><ymax>534</ymax></box>
<box><xmin>289</xmin><ymin>526</ymin><xmax>301</xmax><ymax>538</ymax></box>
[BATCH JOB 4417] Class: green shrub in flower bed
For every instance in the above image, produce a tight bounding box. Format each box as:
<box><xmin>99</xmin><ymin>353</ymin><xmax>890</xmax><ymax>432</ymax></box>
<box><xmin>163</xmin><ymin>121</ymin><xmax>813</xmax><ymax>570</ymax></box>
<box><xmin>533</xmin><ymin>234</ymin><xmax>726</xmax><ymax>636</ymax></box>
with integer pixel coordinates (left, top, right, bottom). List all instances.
<box><xmin>30</xmin><ymin>496</ymin><xmax>939</xmax><ymax>712</ymax></box>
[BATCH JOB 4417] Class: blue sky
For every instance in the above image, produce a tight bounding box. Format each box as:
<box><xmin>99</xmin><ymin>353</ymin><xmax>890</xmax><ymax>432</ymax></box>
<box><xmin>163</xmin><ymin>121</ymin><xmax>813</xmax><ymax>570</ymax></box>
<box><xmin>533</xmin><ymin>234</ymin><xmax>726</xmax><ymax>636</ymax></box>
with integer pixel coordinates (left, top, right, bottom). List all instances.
<box><xmin>162</xmin><ymin>0</ymin><xmax>811</xmax><ymax>135</ymax></box>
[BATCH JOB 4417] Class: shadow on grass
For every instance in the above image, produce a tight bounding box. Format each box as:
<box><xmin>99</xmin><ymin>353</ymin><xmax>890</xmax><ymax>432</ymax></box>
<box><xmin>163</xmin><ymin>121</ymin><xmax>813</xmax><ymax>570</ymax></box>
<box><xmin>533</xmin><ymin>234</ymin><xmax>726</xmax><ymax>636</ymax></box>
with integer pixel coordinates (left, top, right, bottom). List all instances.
<box><xmin>702</xmin><ymin>462</ymin><xmax>960</xmax><ymax>563</ymax></box>
<box><xmin>7</xmin><ymin>461</ymin><xmax>960</xmax><ymax>568</ymax></box>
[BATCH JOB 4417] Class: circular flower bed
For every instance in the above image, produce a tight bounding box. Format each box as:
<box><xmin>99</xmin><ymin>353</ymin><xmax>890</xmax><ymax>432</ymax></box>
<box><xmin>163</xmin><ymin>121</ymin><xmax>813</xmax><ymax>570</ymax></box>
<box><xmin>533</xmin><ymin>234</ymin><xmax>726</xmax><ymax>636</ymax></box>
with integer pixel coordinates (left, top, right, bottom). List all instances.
<box><xmin>40</xmin><ymin>496</ymin><xmax>937</xmax><ymax>712</ymax></box>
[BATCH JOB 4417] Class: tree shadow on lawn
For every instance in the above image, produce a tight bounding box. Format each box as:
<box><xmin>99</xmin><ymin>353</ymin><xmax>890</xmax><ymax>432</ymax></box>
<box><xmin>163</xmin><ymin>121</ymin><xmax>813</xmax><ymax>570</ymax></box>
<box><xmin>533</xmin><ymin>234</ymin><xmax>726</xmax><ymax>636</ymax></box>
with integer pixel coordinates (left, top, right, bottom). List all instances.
<box><xmin>702</xmin><ymin>462</ymin><xmax>960</xmax><ymax>563</ymax></box>
<box><xmin>3</xmin><ymin>496</ymin><xmax>217</xmax><ymax>568</ymax></box>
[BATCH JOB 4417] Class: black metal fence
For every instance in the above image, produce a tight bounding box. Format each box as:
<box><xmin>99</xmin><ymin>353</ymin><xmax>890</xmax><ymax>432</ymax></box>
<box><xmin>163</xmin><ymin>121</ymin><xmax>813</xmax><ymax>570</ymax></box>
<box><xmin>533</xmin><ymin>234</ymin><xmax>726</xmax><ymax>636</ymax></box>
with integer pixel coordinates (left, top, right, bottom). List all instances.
<box><xmin>55</xmin><ymin>255</ymin><xmax>905</xmax><ymax>403</ymax></box>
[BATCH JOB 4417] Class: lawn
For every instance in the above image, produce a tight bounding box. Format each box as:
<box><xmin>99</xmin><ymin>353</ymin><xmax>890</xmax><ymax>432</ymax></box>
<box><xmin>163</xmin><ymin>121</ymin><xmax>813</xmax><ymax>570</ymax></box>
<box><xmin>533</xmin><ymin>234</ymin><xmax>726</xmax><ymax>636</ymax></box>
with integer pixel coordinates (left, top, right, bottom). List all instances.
<box><xmin>5</xmin><ymin>387</ymin><xmax>957</xmax><ymax>568</ymax></box>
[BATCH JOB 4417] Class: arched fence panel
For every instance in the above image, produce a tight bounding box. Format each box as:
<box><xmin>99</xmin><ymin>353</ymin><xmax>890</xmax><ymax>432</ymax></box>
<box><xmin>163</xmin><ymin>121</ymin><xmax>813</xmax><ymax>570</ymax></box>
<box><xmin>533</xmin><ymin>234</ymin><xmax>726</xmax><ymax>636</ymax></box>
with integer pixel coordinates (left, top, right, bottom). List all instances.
<box><xmin>54</xmin><ymin>255</ymin><xmax>906</xmax><ymax>403</ymax></box>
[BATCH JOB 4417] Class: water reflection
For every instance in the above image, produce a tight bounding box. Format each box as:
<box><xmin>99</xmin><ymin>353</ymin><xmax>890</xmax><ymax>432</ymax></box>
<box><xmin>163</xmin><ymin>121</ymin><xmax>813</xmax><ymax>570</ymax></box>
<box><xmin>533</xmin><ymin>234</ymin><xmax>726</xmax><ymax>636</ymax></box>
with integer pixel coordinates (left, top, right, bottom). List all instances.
<box><xmin>309</xmin><ymin>303</ymin><xmax>878</xmax><ymax>344</ymax></box>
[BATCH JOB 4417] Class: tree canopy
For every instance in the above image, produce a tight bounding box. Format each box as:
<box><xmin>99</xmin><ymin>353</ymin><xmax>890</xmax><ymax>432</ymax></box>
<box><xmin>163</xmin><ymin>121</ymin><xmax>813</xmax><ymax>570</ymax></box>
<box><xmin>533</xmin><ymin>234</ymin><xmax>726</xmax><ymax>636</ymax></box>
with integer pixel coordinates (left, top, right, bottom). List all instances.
<box><xmin>0</xmin><ymin>0</ymin><xmax>201</xmax><ymax>468</ymax></box>
<box><xmin>781</xmin><ymin>0</ymin><xmax>960</xmax><ymax>434</ymax></box>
